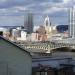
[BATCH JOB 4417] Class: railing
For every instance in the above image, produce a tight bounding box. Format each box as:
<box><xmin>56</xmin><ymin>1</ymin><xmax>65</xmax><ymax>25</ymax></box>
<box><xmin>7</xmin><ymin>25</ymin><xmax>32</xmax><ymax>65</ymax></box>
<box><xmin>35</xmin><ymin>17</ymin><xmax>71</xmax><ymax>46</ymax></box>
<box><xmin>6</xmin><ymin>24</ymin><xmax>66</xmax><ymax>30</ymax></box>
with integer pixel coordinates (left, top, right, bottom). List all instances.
<box><xmin>14</xmin><ymin>41</ymin><xmax>75</xmax><ymax>53</ymax></box>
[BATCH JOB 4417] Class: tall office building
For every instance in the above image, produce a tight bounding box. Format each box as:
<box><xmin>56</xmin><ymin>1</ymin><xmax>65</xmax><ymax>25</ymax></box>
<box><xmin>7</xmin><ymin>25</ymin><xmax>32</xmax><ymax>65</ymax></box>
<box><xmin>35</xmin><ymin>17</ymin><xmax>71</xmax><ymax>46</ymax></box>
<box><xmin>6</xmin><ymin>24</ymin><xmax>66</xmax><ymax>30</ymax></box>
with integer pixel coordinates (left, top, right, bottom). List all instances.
<box><xmin>69</xmin><ymin>8</ymin><xmax>75</xmax><ymax>38</ymax></box>
<box><xmin>24</xmin><ymin>13</ymin><xmax>33</xmax><ymax>33</ymax></box>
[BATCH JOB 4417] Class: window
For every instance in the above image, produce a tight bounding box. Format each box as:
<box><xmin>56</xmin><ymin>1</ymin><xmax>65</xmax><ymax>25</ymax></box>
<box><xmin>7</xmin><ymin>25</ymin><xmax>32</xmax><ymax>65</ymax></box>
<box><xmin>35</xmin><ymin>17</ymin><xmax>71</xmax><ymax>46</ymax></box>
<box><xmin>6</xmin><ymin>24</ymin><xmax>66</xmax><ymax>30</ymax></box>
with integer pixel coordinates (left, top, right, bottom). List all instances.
<box><xmin>36</xmin><ymin>72</ymin><xmax>47</xmax><ymax>75</ymax></box>
<box><xmin>41</xmin><ymin>72</ymin><xmax>47</xmax><ymax>75</ymax></box>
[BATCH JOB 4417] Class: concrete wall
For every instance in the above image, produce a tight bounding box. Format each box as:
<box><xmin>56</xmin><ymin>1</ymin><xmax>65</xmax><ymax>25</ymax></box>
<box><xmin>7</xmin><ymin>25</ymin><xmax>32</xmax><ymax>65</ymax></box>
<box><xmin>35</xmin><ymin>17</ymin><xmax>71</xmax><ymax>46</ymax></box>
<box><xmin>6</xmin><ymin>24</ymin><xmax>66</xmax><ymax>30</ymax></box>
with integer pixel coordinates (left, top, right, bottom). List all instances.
<box><xmin>0</xmin><ymin>39</ymin><xmax>32</xmax><ymax>75</ymax></box>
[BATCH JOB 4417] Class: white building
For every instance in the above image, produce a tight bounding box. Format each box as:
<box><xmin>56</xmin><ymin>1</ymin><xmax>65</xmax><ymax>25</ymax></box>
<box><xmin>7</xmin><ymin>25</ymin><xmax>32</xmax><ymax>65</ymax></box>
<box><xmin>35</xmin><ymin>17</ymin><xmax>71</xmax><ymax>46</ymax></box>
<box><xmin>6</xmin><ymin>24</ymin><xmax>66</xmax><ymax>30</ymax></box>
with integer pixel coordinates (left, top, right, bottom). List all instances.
<box><xmin>21</xmin><ymin>31</ymin><xmax>27</xmax><ymax>40</ymax></box>
<box><xmin>12</xmin><ymin>29</ymin><xmax>21</xmax><ymax>38</ymax></box>
<box><xmin>17</xmin><ymin>30</ymin><xmax>27</xmax><ymax>41</ymax></box>
<box><xmin>31</xmin><ymin>33</ymin><xmax>38</xmax><ymax>42</ymax></box>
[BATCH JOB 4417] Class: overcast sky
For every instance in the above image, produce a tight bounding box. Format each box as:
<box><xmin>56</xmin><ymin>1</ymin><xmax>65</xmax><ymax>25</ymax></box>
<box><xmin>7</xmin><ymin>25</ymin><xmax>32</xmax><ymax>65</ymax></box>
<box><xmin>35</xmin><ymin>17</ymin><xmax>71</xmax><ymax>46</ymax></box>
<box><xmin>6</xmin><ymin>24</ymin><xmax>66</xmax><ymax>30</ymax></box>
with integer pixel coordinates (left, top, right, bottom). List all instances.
<box><xmin>0</xmin><ymin>0</ymin><xmax>74</xmax><ymax>26</ymax></box>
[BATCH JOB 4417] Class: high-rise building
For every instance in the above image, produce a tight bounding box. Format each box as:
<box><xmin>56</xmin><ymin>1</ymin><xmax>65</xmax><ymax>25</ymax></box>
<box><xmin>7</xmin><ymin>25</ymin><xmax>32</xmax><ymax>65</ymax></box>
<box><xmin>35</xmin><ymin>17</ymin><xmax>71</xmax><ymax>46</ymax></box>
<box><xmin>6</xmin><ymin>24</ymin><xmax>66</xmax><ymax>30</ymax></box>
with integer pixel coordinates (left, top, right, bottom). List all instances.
<box><xmin>44</xmin><ymin>16</ymin><xmax>52</xmax><ymax>34</ymax></box>
<box><xmin>44</xmin><ymin>16</ymin><xmax>50</xmax><ymax>27</ymax></box>
<box><xmin>69</xmin><ymin>8</ymin><xmax>75</xmax><ymax>38</ymax></box>
<box><xmin>24</xmin><ymin>13</ymin><xmax>33</xmax><ymax>33</ymax></box>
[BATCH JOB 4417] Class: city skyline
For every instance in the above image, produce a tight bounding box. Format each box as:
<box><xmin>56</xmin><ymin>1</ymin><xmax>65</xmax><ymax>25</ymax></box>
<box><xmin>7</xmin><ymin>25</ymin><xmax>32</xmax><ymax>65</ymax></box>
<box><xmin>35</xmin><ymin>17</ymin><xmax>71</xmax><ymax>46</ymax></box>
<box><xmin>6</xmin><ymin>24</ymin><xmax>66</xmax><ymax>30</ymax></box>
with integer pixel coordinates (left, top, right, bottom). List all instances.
<box><xmin>0</xmin><ymin>0</ymin><xmax>74</xmax><ymax>26</ymax></box>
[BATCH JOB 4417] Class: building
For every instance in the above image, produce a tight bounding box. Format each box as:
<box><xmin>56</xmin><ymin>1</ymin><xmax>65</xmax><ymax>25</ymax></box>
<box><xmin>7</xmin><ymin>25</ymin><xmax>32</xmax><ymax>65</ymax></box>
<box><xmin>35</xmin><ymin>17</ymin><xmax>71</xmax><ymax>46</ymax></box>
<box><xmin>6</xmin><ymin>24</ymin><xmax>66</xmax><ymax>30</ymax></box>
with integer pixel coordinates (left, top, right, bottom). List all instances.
<box><xmin>36</xmin><ymin>26</ymin><xmax>47</xmax><ymax>41</ymax></box>
<box><xmin>32</xmin><ymin>56</ymin><xmax>75</xmax><ymax>75</ymax></box>
<box><xmin>31</xmin><ymin>33</ymin><xmax>39</xmax><ymax>42</ymax></box>
<box><xmin>0</xmin><ymin>36</ymin><xmax>32</xmax><ymax>75</ymax></box>
<box><xmin>0</xmin><ymin>27</ymin><xmax>10</xmax><ymax>39</ymax></box>
<box><xmin>44</xmin><ymin>16</ymin><xmax>54</xmax><ymax>40</ymax></box>
<box><xmin>69</xmin><ymin>8</ymin><xmax>75</xmax><ymax>38</ymax></box>
<box><xmin>24</xmin><ymin>13</ymin><xmax>33</xmax><ymax>33</ymax></box>
<box><xmin>32</xmin><ymin>47</ymin><xmax>75</xmax><ymax>75</ymax></box>
<box><xmin>56</xmin><ymin>25</ymin><xmax>68</xmax><ymax>33</ymax></box>
<box><xmin>17</xmin><ymin>30</ymin><xmax>27</xmax><ymax>41</ymax></box>
<box><xmin>44</xmin><ymin>16</ymin><xmax>50</xmax><ymax>27</ymax></box>
<box><xmin>44</xmin><ymin>16</ymin><xmax>52</xmax><ymax>34</ymax></box>
<box><xmin>20</xmin><ymin>30</ymin><xmax>27</xmax><ymax>40</ymax></box>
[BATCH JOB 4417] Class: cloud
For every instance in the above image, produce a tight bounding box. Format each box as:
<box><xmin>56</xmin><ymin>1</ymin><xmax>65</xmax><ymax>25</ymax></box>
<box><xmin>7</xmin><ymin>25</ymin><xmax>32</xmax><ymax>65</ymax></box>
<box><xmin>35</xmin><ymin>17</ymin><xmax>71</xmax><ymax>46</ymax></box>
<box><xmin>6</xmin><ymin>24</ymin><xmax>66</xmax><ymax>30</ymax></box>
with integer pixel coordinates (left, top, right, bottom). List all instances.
<box><xmin>0</xmin><ymin>16</ymin><xmax>24</xmax><ymax>26</ymax></box>
<box><xmin>63</xmin><ymin>0</ymin><xmax>71</xmax><ymax>4</ymax></box>
<box><xmin>0</xmin><ymin>0</ymin><xmax>33</xmax><ymax>9</ymax></box>
<box><xmin>0</xmin><ymin>0</ymin><xmax>7</xmax><ymax>3</ymax></box>
<box><xmin>0</xmin><ymin>0</ymin><xmax>73</xmax><ymax>15</ymax></box>
<box><xmin>0</xmin><ymin>0</ymin><xmax>74</xmax><ymax>26</ymax></box>
<box><xmin>43</xmin><ymin>7</ymin><xmax>68</xmax><ymax>14</ymax></box>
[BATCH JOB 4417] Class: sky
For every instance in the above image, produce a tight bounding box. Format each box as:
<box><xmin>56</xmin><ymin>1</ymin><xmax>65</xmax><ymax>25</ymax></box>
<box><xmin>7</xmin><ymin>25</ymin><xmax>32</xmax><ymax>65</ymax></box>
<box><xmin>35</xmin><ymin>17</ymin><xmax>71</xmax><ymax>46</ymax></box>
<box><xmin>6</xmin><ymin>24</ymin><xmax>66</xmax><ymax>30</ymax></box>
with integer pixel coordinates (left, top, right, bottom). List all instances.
<box><xmin>0</xmin><ymin>0</ymin><xmax>74</xmax><ymax>26</ymax></box>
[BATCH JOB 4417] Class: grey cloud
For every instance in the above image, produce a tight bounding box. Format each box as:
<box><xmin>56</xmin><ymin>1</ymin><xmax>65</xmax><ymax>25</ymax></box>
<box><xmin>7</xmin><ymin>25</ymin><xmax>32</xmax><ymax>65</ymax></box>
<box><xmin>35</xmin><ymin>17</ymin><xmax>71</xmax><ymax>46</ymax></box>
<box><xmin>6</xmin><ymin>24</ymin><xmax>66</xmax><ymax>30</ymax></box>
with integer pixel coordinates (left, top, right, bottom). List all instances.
<box><xmin>0</xmin><ymin>16</ymin><xmax>24</xmax><ymax>26</ymax></box>
<box><xmin>0</xmin><ymin>0</ymin><xmax>63</xmax><ymax>9</ymax></box>
<box><xmin>0</xmin><ymin>0</ymin><xmax>33</xmax><ymax>9</ymax></box>
<box><xmin>0</xmin><ymin>0</ymin><xmax>73</xmax><ymax>26</ymax></box>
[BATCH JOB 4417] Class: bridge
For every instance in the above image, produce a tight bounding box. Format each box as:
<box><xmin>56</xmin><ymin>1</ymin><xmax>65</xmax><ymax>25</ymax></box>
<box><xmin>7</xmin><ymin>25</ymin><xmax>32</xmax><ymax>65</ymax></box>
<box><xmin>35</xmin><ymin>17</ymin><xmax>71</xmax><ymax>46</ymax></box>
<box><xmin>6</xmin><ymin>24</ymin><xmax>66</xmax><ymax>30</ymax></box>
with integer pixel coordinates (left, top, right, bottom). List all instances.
<box><xmin>14</xmin><ymin>41</ymin><xmax>75</xmax><ymax>53</ymax></box>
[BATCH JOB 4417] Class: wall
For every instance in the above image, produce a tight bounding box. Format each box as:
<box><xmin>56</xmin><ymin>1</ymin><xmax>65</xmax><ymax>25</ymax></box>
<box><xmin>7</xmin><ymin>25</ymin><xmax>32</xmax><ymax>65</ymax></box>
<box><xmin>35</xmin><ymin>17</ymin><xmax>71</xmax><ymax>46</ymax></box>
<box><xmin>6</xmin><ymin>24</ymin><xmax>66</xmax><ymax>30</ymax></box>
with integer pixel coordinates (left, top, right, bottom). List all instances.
<box><xmin>0</xmin><ymin>39</ymin><xmax>32</xmax><ymax>75</ymax></box>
